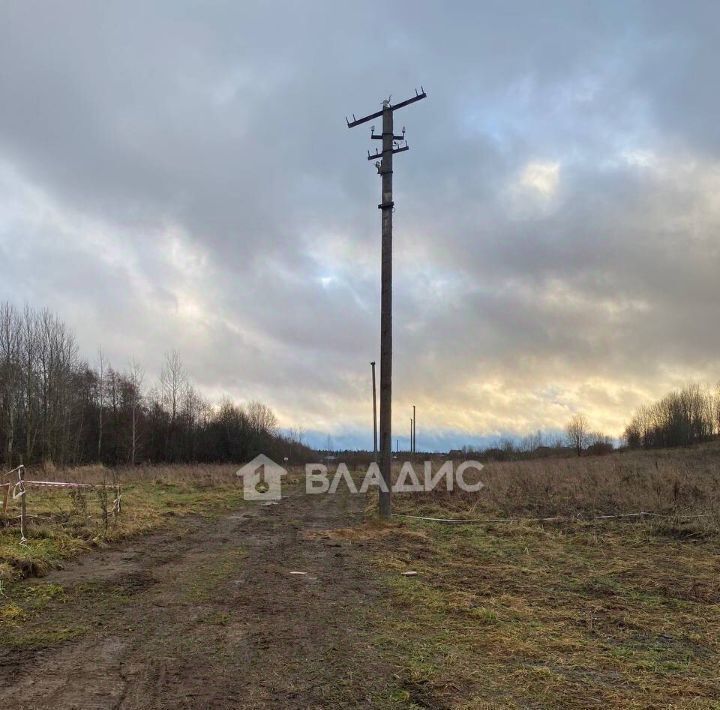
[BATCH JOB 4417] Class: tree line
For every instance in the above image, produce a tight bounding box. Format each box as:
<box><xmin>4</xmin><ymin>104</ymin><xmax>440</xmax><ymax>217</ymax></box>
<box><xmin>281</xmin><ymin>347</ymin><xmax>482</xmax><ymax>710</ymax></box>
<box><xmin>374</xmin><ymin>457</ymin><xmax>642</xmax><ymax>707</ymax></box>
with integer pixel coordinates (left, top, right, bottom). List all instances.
<box><xmin>455</xmin><ymin>382</ymin><xmax>720</xmax><ymax>459</ymax></box>
<box><xmin>455</xmin><ymin>420</ymin><xmax>614</xmax><ymax>462</ymax></box>
<box><xmin>624</xmin><ymin>383</ymin><xmax>718</xmax><ymax>449</ymax></box>
<box><xmin>0</xmin><ymin>302</ymin><xmax>312</xmax><ymax>468</ymax></box>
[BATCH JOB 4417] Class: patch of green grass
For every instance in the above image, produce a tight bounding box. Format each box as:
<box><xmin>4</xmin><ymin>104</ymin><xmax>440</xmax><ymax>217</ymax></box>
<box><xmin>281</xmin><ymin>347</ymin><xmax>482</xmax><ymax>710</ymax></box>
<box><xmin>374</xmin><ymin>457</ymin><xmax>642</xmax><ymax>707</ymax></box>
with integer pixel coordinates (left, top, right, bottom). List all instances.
<box><xmin>202</xmin><ymin>610</ymin><xmax>232</xmax><ymax>626</ymax></box>
<box><xmin>17</xmin><ymin>582</ymin><xmax>66</xmax><ymax>608</ymax></box>
<box><xmin>0</xmin><ymin>469</ymin><xmax>247</xmax><ymax>650</ymax></box>
<box><xmin>0</xmin><ymin>477</ymin><xmax>245</xmax><ymax>585</ymax></box>
<box><xmin>0</xmin><ymin>600</ymin><xmax>26</xmax><ymax>624</ymax></box>
<box><xmin>0</xmin><ymin>532</ymin><xmax>90</xmax><ymax>581</ymax></box>
<box><xmin>179</xmin><ymin>548</ymin><xmax>247</xmax><ymax>603</ymax></box>
<box><xmin>366</xmin><ymin>517</ymin><xmax>720</xmax><ymax>708</ymax></box>
<box><xmin>2</xmin><ymin>623</ymin><xmax>88</xmax><ymax>650</ymax></box>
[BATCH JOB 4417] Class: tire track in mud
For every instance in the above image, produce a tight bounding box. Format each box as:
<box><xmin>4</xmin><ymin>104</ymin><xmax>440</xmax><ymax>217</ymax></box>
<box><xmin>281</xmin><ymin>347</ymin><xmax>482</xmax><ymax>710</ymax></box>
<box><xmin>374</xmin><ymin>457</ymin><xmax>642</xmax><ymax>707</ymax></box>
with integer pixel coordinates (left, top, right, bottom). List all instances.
<box><xmin>0</xmin><ymin>487</ymin><xmax>391</xmax><ymax>709</ymax></box>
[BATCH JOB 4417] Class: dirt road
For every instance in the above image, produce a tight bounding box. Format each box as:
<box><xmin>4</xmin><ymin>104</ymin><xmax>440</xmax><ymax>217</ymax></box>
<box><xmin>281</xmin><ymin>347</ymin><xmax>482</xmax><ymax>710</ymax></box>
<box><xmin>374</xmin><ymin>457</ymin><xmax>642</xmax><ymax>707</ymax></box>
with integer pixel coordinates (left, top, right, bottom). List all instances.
<box><xmin>0</xmin><ymin>486</ymin><xmax>396</xmax><ymax>708</ymax></box>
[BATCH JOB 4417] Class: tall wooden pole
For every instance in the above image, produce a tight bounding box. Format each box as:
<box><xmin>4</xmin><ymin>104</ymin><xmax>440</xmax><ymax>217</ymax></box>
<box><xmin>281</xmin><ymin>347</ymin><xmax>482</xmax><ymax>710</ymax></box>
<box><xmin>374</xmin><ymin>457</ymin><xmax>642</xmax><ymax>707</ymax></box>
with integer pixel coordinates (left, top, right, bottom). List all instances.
<box><xmin>371</xmin><ymin>361</ymin><xmax>377</xmax><ymax>460</ymax></box>
<box><xmin>346</xmin><ymin>88</ymin><xmax>427</xmax><ymax>518</ymax></box>
<box><xmin>377</xmin><ymin>103</ymin><xmax>394</xmax><ymax>518</ymax></box>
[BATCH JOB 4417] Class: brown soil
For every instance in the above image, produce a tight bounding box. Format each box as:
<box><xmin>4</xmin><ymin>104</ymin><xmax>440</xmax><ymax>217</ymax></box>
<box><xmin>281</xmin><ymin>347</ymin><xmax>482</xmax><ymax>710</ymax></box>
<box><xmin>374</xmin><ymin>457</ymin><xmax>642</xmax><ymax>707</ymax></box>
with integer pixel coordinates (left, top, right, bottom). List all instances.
<box><xmin>0</xmin><ymin>485</ymin><xmax>395</xmax><ymax>709</ymax></box>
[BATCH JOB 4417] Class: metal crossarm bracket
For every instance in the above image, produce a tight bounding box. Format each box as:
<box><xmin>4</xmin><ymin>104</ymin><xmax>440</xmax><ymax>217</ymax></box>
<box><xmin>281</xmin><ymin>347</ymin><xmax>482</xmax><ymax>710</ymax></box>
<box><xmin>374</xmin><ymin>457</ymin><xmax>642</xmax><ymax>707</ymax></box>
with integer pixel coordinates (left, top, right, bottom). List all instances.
<box><xmin>346</xmin><ymin>109</ymin><xmax>383</xmax><ymax>128</ymax></box>
<box><xmin>346</xmin><ymin>87</ymin><xmax>426</xmax><ymax>128</ymax></box>
<box><xmin>371</xmin><ymin>127</ymin><xmax>406</xmax><ymax>141</ymax></box>
<box><xmin>387</xmin><ymin>89</ymin><xmax>426</xmax><ymax>112</ymax></box>
<box><xmin>367</xmin><ymin>145</ymin><xmax>409</xmax><ymax>161</ymax></box>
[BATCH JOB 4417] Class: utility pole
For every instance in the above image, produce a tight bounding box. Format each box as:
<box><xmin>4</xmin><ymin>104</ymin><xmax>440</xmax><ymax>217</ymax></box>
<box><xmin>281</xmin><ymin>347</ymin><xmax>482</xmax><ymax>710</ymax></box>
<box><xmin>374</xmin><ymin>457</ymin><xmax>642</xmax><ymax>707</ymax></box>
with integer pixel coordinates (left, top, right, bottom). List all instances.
<box><xmin>371</xmin><ymin>361</ymin><xmax>377</xmax><ymax>460</ymax></box>
<box><xmin>412</xmin><ymin>404</ymin><xmax>416</xmax><ymax>454</ymax></box>
<box><xmin>347</xmin><ymin>88</ymin><xmax>427</xmax><ymax>519</ymax></box>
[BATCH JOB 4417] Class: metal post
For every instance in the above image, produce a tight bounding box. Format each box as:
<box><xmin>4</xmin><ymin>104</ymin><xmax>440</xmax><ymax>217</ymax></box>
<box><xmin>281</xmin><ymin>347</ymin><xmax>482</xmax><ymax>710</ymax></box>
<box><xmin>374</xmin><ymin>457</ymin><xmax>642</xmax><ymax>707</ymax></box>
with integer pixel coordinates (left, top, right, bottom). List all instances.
<box><xmin>346</xmin><ymin>88</ymin><xmax>427</xmax><ymax>518</ymax></box>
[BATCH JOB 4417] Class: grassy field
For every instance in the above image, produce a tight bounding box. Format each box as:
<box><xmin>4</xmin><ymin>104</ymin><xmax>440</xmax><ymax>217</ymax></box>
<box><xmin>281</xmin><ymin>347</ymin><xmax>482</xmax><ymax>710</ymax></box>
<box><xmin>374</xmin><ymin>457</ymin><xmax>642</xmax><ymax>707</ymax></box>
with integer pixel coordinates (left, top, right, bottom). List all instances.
<box><xmin>1</xmin><ymin>448</ymin><xmax>719</xmax><ymax>707</ymax></box>
<box><xmin>362</xmin><ymin>444</ymin><xmax>720</xmax><ymax>707</ymax></box>
<box><xmin>0</xmin><ymin>463</ymin><xmax>244</xmax><ymax>586</ymax></box>
<box><xmin>393</xmin><ymin>443</ymin><xmax>720</xmax><ymax>521</ymax></box>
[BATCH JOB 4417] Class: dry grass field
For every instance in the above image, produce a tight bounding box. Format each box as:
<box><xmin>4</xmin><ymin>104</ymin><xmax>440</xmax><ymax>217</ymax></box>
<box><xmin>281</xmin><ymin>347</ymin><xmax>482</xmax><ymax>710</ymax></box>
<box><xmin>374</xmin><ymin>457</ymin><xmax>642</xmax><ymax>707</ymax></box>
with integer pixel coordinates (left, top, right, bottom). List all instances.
<box><xmin>0</xmin><ymin>447</ymin><xmax>719</xmax><ymax>707</ymax></box>
<box><xmin>365</xmin><ymin>444</ymin><xmax>720</xmax><ymax>707</ymax></box>
<box><xmin>395</xmin><ymin>443</ymin><xmax>720</xmax><ymax>522</ymax></box>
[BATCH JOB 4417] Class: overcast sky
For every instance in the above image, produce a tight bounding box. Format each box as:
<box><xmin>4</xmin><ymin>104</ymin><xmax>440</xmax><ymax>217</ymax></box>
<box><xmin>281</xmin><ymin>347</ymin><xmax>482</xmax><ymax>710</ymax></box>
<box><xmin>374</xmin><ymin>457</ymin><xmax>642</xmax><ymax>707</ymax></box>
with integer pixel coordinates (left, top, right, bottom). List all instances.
<box><xmin>1</xmin><ymin>1</ymin><xmax>719</xmax><ymax>450</ymax></box>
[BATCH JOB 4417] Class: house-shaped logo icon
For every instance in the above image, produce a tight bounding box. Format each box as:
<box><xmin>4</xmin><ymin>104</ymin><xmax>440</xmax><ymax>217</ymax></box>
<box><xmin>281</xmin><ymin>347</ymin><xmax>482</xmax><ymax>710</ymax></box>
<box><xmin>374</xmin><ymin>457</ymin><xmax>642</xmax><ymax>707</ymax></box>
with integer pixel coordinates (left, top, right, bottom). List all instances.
<box><xmin>237</xmin><ymin>454</ymin><xmax>286</xmax><ymax>501</ymax></box>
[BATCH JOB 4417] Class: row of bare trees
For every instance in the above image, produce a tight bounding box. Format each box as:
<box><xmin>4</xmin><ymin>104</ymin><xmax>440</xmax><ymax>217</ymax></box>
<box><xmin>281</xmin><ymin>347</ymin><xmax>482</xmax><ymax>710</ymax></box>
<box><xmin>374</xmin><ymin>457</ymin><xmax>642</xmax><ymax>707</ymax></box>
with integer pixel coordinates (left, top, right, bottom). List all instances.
<box><xmin>455</xmin><ymin>419</ymin><xmax>613</xmax><ymax>462</ymax></box>
<box><xmin>624</xmin><ymin>384</ymin><xmax>718</xmax><ymax>449</ymax></box>
<box><xmin>564</xmin><ymin>413</ymin><xmax>613</xmax><ymax>456</ymax></box>
<box><xmin>0</xmin><ymin>302</ymin><xmax>311</xmax><ymax>467</ymax></box>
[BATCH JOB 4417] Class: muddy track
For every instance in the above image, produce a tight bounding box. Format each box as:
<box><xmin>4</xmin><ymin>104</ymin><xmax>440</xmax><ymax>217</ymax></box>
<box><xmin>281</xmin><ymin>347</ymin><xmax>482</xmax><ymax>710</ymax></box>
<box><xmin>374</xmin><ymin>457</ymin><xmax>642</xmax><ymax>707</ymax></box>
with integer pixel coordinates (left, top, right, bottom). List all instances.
<box><xmin>0</xmin><ymin>486</ymin><xmax>392</xmax><ymax>709</ymax></box>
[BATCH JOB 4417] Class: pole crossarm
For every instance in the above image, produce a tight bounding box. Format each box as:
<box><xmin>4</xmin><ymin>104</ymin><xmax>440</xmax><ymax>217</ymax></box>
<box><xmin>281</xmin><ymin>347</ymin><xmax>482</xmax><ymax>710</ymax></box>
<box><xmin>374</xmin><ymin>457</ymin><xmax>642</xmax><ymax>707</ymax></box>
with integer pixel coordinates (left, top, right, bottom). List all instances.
<box><xmin>387</xmin><ymin>89</ymin><xmax>427</xmax><ymax>112</ymax></box>
<box><xmin>346</xmin><ymin>108</ymin><xmax>383</xmax><ymax>128</ymax></box>
<box><xmin>371</xmin><ymin>129</ymin><xmax>406</xmax><ymax>141</ymax></box>
<box><xmin>367</xmin><ymin>145</ymin><xmax>410</xmax><ymax>161</ymax></box>
<box><xmin>346</xmin><ymin>88</ymin><xmax>427</xmax><ymax>128</ymax></box>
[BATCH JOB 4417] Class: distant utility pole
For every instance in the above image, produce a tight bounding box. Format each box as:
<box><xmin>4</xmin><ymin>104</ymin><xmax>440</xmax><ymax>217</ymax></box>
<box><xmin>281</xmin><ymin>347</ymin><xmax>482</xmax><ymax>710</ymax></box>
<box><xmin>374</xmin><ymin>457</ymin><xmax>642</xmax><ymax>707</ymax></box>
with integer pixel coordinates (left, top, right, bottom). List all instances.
<box><xmin>371</xmin><ymin>361</ymin><xmax>377</xmax><ymax>460</ymax></box>
<box><xmin>347</xmin><ymin>87</ymin><xmax>427</xmax><ymax>519</ymax></box>
<box><xmin>412</xmin><ymin>404</ymin><xmax>416</xmax><ymax>454</ymax></box>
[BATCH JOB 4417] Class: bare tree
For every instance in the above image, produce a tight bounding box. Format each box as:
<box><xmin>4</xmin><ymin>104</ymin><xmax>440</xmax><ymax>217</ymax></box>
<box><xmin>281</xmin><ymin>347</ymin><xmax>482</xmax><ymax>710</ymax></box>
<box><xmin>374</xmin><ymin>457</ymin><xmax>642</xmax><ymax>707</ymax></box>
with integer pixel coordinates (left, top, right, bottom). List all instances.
<box><xmin>33</xmin><ymin>308</ymin><xmax>79</xmax><ymax>464</ymax></box>
<box><xmin>128</xmin><ymin>359</ymin><xmax>144</xmax><ymax>465</ymax></box>
<box><xmin>519</xmin><ymin>429</ymin><xmax>544</xmax><ymax>454</ymax></box>
<box><xmin>246</xmin><ymin>400</ymin><xmax>278</xmax><ymax>436</ymax></box>
<box><xmin>0</xmin><ymin>303</ymin><xmax>21</xmax><ymax>466</ymax></box>
<box><xmin>182</xmin><ymin>384</ymin><xmax>205</xmax><ymax>460</ymax></box>
<box><xmin>565</xmin><ymin>413</ymin><xmax>589</xmax><ymax>457</ymax></box>
<box><xmin>21</xmin><ymin>305</ymin><xmax>39</xmax><ymax>461</ymax></box>
<box><xmin>160</xmin><ymin>350</ymin><xmax>187</xmax><ymax>460</ymax></box>
<box><xmin>160</xmin><ymin>350</ymin><xmax>186</xmax><ymax>423</ymax></box>
<box><xmin>288</xmin><ymin>426</ymin><xmax>305</xmax><ymax>445</ymax></box>
<box><xmin>0</xmin><ymin>302</ymin><xmax>311</xmax><ymax>466</ymax></box>
<box><xmin>97</xmin><ymin>348</ymin><xmax>104</xmax><ymax>460</ymax></box>
<box><xmin>625</xmin><ymin>384</ymin><xmax>716</xmax><ymax>449</ymax></box>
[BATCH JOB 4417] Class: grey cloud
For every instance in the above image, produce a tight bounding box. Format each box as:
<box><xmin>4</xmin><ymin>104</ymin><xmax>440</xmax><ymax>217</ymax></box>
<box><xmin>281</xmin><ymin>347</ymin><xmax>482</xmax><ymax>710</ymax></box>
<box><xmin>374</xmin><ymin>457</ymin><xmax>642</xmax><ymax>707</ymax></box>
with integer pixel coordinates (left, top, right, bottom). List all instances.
<box><xmin>0</xmin><ymin>1</ymin><xmax>718</xmax><ymax>447</ymax></box>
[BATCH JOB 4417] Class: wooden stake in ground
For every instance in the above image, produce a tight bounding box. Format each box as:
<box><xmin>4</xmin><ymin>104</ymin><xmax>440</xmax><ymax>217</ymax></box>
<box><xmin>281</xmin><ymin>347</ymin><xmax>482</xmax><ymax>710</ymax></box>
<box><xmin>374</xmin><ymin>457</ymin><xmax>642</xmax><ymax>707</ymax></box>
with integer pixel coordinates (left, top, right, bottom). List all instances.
<box><xmin>347</xmin><ymin>88</ymin><xmax>427</xmax><ymax>518</ymax></box>
<box><xmin>18</xmin><ymin>464</ymin><xmax>26</xmax><ymax>542</ymax></box>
